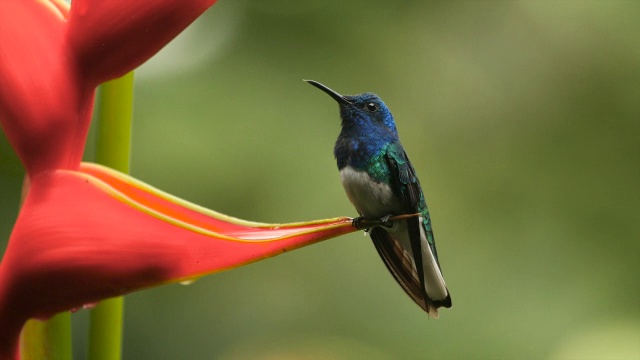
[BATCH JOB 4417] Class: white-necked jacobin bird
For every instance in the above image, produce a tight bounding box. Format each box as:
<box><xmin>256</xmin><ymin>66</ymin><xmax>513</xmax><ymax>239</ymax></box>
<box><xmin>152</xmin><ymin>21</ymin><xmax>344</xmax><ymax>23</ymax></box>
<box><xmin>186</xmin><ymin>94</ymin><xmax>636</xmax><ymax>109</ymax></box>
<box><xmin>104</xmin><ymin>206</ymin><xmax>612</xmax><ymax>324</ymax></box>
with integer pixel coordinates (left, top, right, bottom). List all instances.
<box><xmin>306</xmin><ymin>80</ymin><xmax>451</xmax><ymax>318</ymax></box>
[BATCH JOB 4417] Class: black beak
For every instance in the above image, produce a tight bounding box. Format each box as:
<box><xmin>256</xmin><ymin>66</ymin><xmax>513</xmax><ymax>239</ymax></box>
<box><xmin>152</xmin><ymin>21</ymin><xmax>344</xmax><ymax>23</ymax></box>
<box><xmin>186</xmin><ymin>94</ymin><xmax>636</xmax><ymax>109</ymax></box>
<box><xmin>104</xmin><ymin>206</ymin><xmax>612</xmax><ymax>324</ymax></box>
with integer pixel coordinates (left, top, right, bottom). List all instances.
<box><xmin>305</xmin><ymin>80</ymin><xmax>351</xmax><ymax>105</ymax></box>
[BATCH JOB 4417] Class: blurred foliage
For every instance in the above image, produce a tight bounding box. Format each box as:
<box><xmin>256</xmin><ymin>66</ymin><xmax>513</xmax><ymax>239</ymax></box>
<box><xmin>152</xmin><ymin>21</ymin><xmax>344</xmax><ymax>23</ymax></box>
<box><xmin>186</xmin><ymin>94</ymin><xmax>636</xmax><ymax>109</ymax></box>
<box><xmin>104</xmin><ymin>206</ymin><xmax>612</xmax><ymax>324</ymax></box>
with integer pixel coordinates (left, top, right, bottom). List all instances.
<box><xmin>2</xmin><ymin>0</ymin><xmax>639</xmax><ymax>359</ymax></box>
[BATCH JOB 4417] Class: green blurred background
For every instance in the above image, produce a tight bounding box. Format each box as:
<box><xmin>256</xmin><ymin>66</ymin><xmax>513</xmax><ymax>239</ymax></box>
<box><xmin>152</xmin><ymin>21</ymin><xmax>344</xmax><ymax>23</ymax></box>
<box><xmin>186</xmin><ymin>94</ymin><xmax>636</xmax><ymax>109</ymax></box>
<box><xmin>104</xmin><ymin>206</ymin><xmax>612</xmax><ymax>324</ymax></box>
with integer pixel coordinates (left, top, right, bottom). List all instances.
<box><xmin>1</xmin><ymin>0</ymin><xmax>639</xmax><ymax>359</ymax></box>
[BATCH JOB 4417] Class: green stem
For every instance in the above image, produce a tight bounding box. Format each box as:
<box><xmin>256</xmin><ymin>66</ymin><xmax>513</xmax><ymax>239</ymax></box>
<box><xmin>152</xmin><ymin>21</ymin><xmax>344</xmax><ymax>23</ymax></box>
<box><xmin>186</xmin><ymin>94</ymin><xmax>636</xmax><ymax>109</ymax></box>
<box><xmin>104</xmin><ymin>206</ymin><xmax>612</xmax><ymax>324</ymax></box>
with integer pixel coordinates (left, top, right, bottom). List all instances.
<box><xmin>20</xmin><ymin>314</ymin><xmax>72</xmax><ymax>360</ymax></box>
<box><xmin>88</xmin><ymin>298</ymin><xmax>124</xmax><ymax>360</ymax></box>
<box><xmin>88</xmin><ymin>71</ymin><xmax>134</xmax><ymax>360</ymax></box>
<box><xmin>94</xmin><ymin>72</ymin><xmax>134</xmax><ymax>172</ymax></box>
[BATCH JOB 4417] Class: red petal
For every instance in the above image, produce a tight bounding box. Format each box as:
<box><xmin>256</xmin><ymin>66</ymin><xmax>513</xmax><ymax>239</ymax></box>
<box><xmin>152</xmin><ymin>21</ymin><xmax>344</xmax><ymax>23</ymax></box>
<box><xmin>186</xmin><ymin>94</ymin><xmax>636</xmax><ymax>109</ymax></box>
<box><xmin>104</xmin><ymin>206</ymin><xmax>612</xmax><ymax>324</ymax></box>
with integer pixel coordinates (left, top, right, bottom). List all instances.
<box><xmin>0</xmin><ymin>168</ymin><xmax>356</xmax><ymax>355</ymax></box>
<box><xmin>67</xmin><ymin>0</ymin><xmax>217</xmax><ymax>86</ymax></box>
<box><xmin>0</xmin><ymin>0</ymin><xmax>218</xmax><ymax>176</ymax></box>
<box><xmin>0</xmin><ymin>0</ymin><xmax>91</xmax><ymax>176</ymax></box>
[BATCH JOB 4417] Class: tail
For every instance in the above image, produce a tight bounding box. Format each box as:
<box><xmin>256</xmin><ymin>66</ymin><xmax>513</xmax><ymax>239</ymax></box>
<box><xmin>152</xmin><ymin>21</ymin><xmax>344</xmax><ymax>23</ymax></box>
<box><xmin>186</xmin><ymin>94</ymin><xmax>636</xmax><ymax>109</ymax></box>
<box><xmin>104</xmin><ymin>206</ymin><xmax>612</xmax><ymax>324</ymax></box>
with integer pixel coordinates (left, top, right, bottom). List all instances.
<box><xmin>417</xmin><ymin>216</ymin><xmax>451</xmax><ymax>318</ymax></box>
<box><xmin>369</xmin><ymin>215</ymin><xmax>451</xmax><ymax>317</ymax></box>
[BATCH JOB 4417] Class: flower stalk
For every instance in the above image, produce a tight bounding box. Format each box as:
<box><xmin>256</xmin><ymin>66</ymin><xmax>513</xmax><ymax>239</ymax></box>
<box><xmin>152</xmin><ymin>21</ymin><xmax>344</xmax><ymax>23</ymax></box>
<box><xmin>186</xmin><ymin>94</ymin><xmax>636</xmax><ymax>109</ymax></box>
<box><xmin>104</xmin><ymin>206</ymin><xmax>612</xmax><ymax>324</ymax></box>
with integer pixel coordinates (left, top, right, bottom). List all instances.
<box><xmin>89</xmin><ymin>72</ymin><xmax>135</xmax><ymax>360</ymax></box>
<box><xmin>19</xmin><ymin>315</ymin><xmax>72</xmax><ymax>360</ymax></box>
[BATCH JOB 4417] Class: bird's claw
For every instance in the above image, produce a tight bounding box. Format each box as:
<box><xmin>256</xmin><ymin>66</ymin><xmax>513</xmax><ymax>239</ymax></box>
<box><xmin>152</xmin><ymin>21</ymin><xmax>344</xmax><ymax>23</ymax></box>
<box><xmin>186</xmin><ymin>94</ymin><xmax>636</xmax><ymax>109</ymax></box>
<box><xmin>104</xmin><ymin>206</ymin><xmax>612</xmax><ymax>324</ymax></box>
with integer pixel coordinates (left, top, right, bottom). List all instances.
<box><xmin>380</xmin><ymin>214</ymin><xmax>394</xmax><ymax>228</ymax></box>
<box><xmin>352</xmin><ymin>214</ymin><xmax>398</xmax><ymax>230</ymax></box>
<box><xmin>352</xmin><ymin>217</ymin><xmax>364</xmax><ymax>230</ymax></box>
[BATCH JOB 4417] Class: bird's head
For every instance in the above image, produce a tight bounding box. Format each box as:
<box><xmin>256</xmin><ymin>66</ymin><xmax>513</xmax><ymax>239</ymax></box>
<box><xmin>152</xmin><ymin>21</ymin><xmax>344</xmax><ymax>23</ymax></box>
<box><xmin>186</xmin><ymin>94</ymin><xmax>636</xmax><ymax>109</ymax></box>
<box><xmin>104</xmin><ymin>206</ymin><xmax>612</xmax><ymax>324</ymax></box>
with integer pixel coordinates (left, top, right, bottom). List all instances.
<box><xmin>306</xmin><ymin>80</ymin><xmax>398</xmax><ymax>136</ymax></box>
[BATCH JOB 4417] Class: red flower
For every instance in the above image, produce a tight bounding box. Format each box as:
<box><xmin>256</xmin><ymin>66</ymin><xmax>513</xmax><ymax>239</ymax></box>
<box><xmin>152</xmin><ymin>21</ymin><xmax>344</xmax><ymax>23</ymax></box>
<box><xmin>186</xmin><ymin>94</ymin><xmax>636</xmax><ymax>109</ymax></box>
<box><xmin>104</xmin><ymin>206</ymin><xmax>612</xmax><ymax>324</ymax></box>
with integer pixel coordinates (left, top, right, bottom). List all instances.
<box><xmin>0</xmin><ymin>0</ymin><xmax>357</xmax><ymax>357</ymax></box>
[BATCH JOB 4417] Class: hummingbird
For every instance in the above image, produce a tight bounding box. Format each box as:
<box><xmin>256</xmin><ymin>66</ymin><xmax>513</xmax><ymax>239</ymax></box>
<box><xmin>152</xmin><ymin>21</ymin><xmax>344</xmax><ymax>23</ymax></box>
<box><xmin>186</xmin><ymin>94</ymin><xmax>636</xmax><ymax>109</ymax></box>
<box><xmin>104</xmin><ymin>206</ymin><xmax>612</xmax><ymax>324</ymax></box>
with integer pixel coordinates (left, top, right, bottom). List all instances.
<box><xmin>306</xmin><ymin>80</ymin><xmax>451</xmax><ymax>318</ymax></box>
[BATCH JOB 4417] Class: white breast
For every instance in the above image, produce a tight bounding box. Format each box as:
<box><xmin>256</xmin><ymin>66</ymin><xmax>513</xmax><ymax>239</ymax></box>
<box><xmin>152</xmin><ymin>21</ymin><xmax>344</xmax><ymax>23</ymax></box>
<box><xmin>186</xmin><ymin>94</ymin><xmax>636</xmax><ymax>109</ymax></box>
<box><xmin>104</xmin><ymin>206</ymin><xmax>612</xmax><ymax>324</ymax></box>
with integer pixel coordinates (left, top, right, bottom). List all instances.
<box><xmin>339</xmin><ymin>166</ymin><xmax>402</xmax><ymax>218</ymax></box>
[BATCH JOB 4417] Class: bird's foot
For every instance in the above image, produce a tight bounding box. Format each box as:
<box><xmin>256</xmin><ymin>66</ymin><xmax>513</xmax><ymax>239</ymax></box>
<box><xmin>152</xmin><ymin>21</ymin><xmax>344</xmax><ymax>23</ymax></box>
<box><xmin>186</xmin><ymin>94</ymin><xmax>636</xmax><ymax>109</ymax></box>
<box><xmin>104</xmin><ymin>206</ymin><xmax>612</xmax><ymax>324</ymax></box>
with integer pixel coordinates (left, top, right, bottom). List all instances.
<box><xmin>351</xmin><ymin>216</ymin><xmax>366</xmax><ymax>230</ymax></box>
<box><xmin>380</xmin><ymin>214</ymin><xmax>394</xmax><ymax>228</ymax></box>
<box><xmin>352</xmin><ymin>214</ymin><xmax>404</xmax><ymax>230</ymax></box>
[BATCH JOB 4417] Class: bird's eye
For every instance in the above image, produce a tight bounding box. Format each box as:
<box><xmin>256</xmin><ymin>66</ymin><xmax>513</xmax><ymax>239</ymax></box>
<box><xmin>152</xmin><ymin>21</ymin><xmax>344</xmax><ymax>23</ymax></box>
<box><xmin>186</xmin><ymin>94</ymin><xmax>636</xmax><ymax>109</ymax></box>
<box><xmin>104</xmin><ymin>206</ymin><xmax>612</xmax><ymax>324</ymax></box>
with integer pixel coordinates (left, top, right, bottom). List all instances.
<box><xmin>365</xmin><ymin>102</ymin><xmax>378</xmax><ymax>112</ymax></box>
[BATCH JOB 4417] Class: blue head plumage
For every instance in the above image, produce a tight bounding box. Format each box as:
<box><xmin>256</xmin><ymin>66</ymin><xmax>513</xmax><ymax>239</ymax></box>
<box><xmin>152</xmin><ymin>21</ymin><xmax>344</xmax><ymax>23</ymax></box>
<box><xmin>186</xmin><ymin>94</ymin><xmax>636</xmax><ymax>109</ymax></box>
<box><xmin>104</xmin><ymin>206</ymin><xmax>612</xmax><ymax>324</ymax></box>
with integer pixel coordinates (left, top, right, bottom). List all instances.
<box><xmin>305</xmin><ymin>80</ymin><xmax>399</xmax><ymax>169</ymax></box>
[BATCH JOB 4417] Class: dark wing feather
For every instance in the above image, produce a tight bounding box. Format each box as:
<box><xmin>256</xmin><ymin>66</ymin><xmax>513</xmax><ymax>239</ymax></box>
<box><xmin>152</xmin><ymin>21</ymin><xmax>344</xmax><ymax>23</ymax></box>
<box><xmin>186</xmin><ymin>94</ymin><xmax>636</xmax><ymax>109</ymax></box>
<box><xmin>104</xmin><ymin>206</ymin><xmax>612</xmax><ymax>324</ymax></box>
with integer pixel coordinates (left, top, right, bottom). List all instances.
<box><xmin>383</xmin><ymin>145</ymin><xmax>430</xmax><ymax>308</ymax></box>
<box><xmin>369</xmin><ymin>227</ymin><xmax>429</xmax><ymax>312</ymax></box>
<box><xmin>387</xmin><ymin>145</ymin><xmax>443</xmax><ymax>265</ymax></box>
<box><xmin>374</xmin><ymin>143</ymin><xmax>452</xmax><ymax>313</ymax></box>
